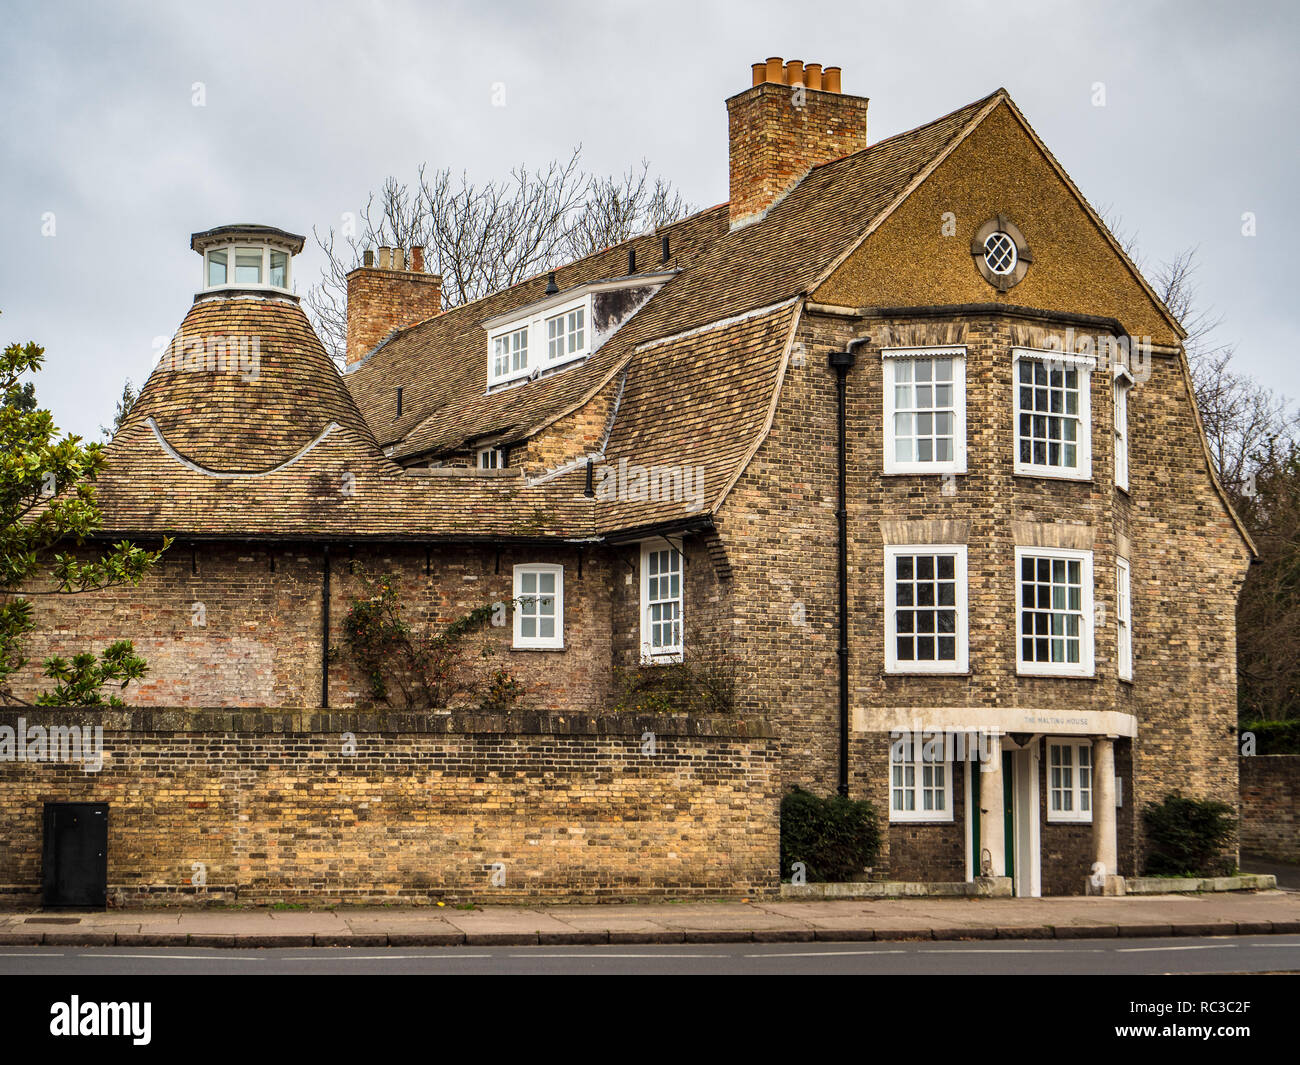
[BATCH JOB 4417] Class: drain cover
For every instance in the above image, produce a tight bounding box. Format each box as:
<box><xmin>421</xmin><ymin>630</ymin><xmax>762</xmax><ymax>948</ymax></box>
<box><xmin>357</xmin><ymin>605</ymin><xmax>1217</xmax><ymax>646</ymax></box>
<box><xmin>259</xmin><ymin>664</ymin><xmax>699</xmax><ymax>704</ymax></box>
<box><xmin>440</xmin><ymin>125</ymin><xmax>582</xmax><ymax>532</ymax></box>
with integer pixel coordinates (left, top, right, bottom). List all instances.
<box><xmin>24</xmin><ymin>917</ymin><xmax>82</xmax><ymax>924</ymax></box>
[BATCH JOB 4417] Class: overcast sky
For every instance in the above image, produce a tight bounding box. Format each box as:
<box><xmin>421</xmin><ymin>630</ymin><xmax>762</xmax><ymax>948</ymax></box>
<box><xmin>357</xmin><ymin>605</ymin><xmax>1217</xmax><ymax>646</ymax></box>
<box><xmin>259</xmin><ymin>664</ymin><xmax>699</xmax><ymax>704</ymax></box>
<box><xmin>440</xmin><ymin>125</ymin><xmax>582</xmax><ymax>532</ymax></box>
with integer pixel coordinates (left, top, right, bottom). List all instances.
<box><xmin>1</xmin><ymin>0</ymin><xmax>1295</xmax><ymax>440</ymax></box>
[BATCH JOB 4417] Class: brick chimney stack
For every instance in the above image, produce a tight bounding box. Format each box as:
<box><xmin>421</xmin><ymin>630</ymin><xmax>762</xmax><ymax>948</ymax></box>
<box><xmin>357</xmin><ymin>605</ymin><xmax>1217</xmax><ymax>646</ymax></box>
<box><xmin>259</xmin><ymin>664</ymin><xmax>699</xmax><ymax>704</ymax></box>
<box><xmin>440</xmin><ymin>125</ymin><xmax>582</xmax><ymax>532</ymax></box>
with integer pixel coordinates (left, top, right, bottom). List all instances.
<box><xmin>345</xmin><ymin>246</ymin><xmax>442</xmax><ymax>365</ymax></box>
<box><xmin>727</xmin><ymin>57</ymin><xmax>868</xmax><ymax>229</ymax></box>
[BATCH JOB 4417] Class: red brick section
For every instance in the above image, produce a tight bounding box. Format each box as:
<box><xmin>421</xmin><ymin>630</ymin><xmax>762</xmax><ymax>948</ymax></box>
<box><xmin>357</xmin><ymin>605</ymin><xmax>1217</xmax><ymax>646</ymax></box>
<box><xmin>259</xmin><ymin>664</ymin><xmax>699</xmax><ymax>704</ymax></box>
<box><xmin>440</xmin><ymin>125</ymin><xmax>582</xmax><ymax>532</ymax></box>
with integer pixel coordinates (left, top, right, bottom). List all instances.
<box><xmin>346</xmin><ymin>257</ymin><xmax>442</xmax><ymax>365</ymax></box>
<box><xmin>727</xmin><ymin>81</ymin><xmax>868</xmax><ymax>228</ymax></box>
<box><xmin>0</xmin><ymin>710</ymin><xmax>777</xmax><ymax>905</ymax></box>
<box><xmin>1240</xmin><ymin>755</ymin><xmax>1300</xmax><ymax>863</ymax></box>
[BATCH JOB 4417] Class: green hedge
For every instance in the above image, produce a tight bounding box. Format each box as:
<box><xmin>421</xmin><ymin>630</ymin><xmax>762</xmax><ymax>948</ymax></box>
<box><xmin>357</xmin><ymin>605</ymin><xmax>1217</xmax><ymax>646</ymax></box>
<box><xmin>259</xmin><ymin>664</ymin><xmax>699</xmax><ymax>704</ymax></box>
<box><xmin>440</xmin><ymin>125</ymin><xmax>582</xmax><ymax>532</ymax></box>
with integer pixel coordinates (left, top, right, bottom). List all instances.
<box><xmin>1141</xmin><ymin>793</ymin><xmax>1237</xmax><ymax>877</ymax></box>
<box><xmin>1239</xmin><ymin>719</ymin><xmax>1300</xmax><ymax>755</ymax></box>
<box><xmin>780</xmin><ymin>786</ymin><xmax>882</xmax><ymax>883</ymax></box>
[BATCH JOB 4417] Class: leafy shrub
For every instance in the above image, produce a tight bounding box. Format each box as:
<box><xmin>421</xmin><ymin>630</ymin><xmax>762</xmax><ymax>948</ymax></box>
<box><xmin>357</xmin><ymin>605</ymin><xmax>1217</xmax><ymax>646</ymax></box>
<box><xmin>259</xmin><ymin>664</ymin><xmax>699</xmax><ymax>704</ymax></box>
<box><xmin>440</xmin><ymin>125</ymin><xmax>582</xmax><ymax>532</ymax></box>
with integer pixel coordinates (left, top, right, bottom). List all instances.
<box><xmin>780</xmin><ymin>786</ymin><xmax>882</xmax><ymax>882</ymax></box>
<box><xmin>1142</xmin><ymin>792</ymin><xmax>1237</xmax><ymax>877</ymax></box>
<box><xmin>610</xmin><ymin>623</ymin><xmax>736</xmax><ymax>714</ymax></box>
<box><xmin>479</xmin><ymin>668</ymin><xmax>523</xmax><ymax>712</ymax></box>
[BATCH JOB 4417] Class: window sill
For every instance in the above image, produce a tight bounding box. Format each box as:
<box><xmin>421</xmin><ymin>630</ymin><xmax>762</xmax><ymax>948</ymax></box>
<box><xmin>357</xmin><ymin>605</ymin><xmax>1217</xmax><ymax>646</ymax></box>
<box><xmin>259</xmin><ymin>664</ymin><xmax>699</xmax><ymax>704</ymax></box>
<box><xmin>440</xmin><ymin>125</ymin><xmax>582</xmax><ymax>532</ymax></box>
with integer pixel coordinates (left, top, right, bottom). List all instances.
<box><xmin>888</xmin><ymin>816</ymin><xmax>955</xmax><ymax>825</ymax></box>
<box><xmin>882</xmin><ymin>467</ymin><xmax>967</xmax><ymax>478</ymax></box>
<box><xmin>1016</xmin><ymin>668</ymin><xmax>1097</xmax><ymax>680</ymax></box>
<box><xmin>1012</xmin><ymin>470</ymin><xmax>1094</xmax><ymax>484</ymax></box>
<box><xmin>511</xmin><ymin>644</ymin><xmax>565</xmax><ymax>653</ymax></box>
<box><xmin>1046</xmin><ymin>817</ymin><xmax>1093</xmax><ymax>826</ymax></box>
<box><xmin>883</xmin><ymin>669</ymin><xmax>972</xmax><ymax>678</ymax></box>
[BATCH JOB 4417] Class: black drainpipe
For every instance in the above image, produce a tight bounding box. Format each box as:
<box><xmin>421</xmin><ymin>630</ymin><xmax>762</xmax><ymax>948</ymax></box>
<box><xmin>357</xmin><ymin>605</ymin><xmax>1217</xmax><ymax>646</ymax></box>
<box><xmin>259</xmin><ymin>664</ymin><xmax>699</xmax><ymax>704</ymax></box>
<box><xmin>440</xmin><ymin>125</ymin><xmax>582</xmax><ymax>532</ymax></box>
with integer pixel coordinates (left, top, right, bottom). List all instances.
<box><xmin>321</xmin><ymin>544</ymin><xmax>331</xmax><ymax>709</ymax></box>
<box><xmin>829</xmin><ymin>344</ymin><xmax>859</xmax><ymax>796</ymax></box>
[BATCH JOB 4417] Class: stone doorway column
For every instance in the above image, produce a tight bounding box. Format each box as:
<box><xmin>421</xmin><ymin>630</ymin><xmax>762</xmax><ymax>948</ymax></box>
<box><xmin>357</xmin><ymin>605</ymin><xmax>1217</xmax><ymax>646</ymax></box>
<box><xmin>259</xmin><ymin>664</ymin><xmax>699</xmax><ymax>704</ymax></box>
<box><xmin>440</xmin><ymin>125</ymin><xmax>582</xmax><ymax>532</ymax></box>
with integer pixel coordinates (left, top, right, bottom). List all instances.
<box><xmin>1088</xmin><ymin>736</ymin><xmax>1125</xmax><ymax>895</ymax></box>
<box><xmin>978</xmin><ymin>732</ymin><xmax>1005</xmax><ymax>878</ymax></box>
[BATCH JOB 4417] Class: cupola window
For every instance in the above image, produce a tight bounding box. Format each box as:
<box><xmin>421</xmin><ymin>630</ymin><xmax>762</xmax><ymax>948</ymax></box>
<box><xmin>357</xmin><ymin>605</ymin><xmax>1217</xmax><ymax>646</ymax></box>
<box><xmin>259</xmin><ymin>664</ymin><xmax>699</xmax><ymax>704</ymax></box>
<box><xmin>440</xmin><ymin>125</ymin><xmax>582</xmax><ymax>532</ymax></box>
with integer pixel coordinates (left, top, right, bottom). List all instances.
<box><xmin>190</xmin><ymin>225</ymin><xmax>305</xmax><ymax>297</ymax></box>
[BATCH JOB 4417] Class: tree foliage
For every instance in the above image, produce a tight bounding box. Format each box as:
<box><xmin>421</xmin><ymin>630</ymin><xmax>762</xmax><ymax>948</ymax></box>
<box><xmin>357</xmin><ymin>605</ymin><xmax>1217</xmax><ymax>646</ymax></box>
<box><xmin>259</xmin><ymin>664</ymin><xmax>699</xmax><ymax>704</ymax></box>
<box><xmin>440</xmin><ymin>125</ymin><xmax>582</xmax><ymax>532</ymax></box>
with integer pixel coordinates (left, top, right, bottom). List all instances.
<box><xmin>0</xmin><ymin>327</ymin><xmax>168</xmax><ymax>705</ymax></box>
<box><xmin>307</xmin><ymin>151</ymin><xmax>691</xmax><ymax>362</ymax></box>
<box><xmin>100</xmin><ymin>377</ymin><xmax>138</xmax><ymax>440</ymax></box>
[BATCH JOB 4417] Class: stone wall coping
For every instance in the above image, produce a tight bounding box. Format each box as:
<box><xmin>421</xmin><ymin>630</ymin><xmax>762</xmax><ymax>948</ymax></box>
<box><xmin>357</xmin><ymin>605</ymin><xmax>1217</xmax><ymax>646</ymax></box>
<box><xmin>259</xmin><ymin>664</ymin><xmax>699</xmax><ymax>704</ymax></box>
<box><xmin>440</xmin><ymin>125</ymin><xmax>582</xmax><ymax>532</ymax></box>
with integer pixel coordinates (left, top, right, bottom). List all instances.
<box><xmin>0</xmin><ymin>708</ymin><xmax>771</xmax><ymax>739</ymax></box>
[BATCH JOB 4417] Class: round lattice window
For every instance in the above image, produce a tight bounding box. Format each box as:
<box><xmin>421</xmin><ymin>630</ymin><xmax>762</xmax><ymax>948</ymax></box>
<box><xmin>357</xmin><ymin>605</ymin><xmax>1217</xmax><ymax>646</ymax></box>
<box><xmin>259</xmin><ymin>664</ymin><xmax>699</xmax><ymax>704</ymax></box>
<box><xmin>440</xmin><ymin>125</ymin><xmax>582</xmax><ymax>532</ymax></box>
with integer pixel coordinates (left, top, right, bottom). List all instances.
<box><xmin>983</xmin><ymin>232</ymin><xmax>1017</xmax><ymax>275</ymax></box>
<box><xmin>971</xmin><ymin>216</ymin><xmax>1031</xmax><ymax>290</ymax></box>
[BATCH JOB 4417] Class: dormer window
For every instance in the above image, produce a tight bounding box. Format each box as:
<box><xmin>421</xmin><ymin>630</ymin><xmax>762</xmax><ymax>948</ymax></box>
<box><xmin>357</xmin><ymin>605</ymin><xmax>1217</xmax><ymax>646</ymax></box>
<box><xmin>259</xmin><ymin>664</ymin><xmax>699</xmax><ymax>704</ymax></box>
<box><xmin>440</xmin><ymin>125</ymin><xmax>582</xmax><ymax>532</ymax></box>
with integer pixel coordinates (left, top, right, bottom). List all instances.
<box><xmin>480</xmin><ymin>271</ymin><xmax>675</xmax><ymax>391</ymax></box>
<box><xmin>487</xmin><ymin>294</ymin><xmax>590</xmax><ymax>387</ymax></box>
<box><xmin>190</xmin><ymin>224</ymin><xmax>305</xmax><ymax>297</ymax></box>
<box><xmin>547</xmin><ymin>306</ymin><xmax>585</xmax><ymax>362</ymax></box>
<box><xmin>492</xmin><ymin>327</ymin><xmax>529</xmax><ymax>380</ymax></box>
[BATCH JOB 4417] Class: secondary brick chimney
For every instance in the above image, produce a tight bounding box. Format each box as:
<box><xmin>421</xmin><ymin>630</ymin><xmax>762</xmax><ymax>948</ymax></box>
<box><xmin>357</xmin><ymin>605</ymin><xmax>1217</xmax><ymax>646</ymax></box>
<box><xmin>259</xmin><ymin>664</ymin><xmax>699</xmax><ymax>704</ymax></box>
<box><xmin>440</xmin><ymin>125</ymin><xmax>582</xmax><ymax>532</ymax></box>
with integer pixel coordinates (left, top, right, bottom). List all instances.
<box><xmin>727</xmin><ymin>57</ymin><xmax>868</xmax><ymax>229</ymax></box>
<box><xmin>345</xmin><ymin>246</ymin><xmax>442</xmax><ymax>365</ymax></box>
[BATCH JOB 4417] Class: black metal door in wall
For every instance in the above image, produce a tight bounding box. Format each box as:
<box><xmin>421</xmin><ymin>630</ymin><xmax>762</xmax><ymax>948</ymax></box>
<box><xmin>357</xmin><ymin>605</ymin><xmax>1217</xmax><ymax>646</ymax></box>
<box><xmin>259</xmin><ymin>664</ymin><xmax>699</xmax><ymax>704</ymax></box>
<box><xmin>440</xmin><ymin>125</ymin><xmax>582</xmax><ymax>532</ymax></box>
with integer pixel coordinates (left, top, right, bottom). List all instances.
<box><xmin>42</xmin><ymin>803</ymin><xmax>108</xmax><ymax>908</ymax></box>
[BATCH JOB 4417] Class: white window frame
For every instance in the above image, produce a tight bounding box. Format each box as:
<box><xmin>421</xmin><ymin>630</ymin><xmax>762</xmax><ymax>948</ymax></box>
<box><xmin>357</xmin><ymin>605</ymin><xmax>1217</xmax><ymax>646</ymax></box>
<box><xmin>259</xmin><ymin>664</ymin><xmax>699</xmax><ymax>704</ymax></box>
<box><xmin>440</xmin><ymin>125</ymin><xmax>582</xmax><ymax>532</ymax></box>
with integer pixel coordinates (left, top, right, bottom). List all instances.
<box><xmin>546</xmin><ymin>304</ymin><xmax>586</xmax><ymax>364</ymax></box>
<box><xmin>512</xmin><ymin>564</ymin><xmax>564</xmax><ymax>650</ymax></box>
<box><xmin>882</xmin><ymin>347</ymin><xmax>967</xmax><ymax>475</ymax></box>
<box><xmin>490</xmin><ymin>326</ymin><xmax>529</xmax><ymax>386</ymax></box>
<box><xmin>639</xmin><ymin>543</ymin><xmax>683</xmax><ymax>663</ymax></box>
<box><xmin>477</xmin><ymin>447</ymin><xmax>504</xmax><ymax>470</ymax></box>
<box><xmin>1013</xmin><ymin>347</ymin><xmax>1093</xmax><ymax>481</ymax></box>
<box><xmin>1015</xmin><ymin>546</ymin><xmax>1095</xmax><ymax>677</ymax></box>
<box><xmin>1114</xmin><ymin>369</ymin><xmax>1131</xmax><ymax>492</ymax></box>
<box><xmin>889</xmin><ymin>738</ymin><xmax>954</xmax><ymax>823</ymax></box>
<box><xmin>1046</xmin><ymin>739</ymin><xmax>1093</xmax><ymax>823</ymax></box>
<box><xmin>202</xmin><ymin>243</ymin><xmax>293</xmax><ymax>294</ymax></box>
<box><xmin>1116</xmin><ymin>556</ymin><xmax>1133</xmax><ymax>681</ymax></box>
<box><xmin>487</xmin><ymin>293</ymin><xmax>592</xmax><ymax>387</ymax></box>
<box><xmin>884</xmin><ymin>544</ymin><xmax>969</xmax><ymax>674</ymax></box>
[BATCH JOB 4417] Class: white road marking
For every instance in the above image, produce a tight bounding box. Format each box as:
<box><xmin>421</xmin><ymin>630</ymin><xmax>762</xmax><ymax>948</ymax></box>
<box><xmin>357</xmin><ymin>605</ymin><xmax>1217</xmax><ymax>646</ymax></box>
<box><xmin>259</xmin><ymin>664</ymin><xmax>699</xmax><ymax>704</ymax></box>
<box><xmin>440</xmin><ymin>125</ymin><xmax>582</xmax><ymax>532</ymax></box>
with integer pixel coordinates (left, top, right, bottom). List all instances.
<box><xmin>282</xmin><ymin>954</ymin><xmax>491</xmax><ymax>961</ymax></box>
<box><xmin>920</xmin><ymin>948</ymin><xmax>1101</xmax><ymax>955</ymax></box>
<box><xmin>1116</xmin><ymin>944</ymin><xmax>1237</xmax><ymax>953</ymax></box>
<box><xmin>0</xmin><ymin>952</ymin><xmax>62</xmax><ymax>957</ymax></box>
<box><xmin>742</xmin><ymin>949</ymin><xmax>908</xmax><ymax>958</ymax></box>
<box><xmin>513</xmin><ymin>953</ymin><xmax>728</xmax><ymax>959</ymax></box>
<box><xmin>85</xmin><ymin>953</ymin><xmax>264</xmax><ymax>961</ymax></box>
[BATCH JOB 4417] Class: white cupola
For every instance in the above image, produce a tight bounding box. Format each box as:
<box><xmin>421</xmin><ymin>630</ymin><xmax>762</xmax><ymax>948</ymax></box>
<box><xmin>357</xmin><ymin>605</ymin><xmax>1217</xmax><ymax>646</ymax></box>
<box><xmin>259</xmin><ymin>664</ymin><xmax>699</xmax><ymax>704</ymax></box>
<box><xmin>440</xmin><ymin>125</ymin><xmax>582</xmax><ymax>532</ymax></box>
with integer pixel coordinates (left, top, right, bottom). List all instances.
<box><xmin>190</xmin><ymin>224</ymin><xmax>305</xmax><ymax>296</ymax></box>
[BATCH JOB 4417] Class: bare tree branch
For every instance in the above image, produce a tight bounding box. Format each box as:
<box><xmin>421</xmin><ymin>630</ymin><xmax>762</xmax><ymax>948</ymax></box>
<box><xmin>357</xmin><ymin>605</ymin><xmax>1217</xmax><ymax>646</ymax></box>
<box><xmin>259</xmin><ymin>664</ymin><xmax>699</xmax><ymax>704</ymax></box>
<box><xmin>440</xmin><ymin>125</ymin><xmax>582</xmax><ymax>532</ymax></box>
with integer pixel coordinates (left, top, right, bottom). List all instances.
<box><xmin>306</xmin><ymin>150</ymin><xmax>692</xmax><ymax>363</ymax></box>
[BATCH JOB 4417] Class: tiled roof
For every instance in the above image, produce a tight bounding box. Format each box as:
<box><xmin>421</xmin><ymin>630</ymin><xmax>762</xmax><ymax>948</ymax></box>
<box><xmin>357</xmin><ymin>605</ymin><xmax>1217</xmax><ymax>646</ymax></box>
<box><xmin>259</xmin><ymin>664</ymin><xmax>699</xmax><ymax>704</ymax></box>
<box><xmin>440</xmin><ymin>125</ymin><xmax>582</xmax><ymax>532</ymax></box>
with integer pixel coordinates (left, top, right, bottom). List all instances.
<box><xmin>346</xmin><ymin>91</ymin><xmax>998</xmax><ymax>468</ymax></box>
<box><xmin>93</xmin><ymin>91</ymin><xmax>1003</xmax><ymax>540</ymax></box>
<box><xmin>125</xmin><ymin>297</ymin><xmax>379</xmax><ymax>472</ymax></box>
<box><xmin>345</xmin><ymin>206</ymin><xmax>731</xmax><ymax>458</ymax></box>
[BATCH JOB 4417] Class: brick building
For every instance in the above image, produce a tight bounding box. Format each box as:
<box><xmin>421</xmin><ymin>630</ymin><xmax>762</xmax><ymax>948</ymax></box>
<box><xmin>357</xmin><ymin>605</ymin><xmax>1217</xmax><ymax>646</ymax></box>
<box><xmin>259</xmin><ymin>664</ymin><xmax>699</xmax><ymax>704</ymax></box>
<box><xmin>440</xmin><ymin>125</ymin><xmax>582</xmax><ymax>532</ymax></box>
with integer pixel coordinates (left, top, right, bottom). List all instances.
<box><xmin>4</xmin><ymin>59</ymin><xmax>1253</xmax><ymax>900</ymax></box>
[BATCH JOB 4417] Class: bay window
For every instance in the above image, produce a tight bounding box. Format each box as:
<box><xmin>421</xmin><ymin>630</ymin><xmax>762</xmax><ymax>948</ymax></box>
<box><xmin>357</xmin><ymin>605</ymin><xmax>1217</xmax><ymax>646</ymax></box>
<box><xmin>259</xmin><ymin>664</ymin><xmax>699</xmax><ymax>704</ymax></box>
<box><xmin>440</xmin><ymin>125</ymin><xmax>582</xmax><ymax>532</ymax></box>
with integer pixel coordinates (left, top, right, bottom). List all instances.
<box><xmin>1016</xmin><ymin>547</ymin><xmax>1094</xmax><ymax>677</ymax></box>
<box><xmin>884</xmin><ymin>545</ymin><xmax>969</xmax><ymax>673</ymax></box>
<box><xmin>882</xmin><ymin>347</ymin><xmax>967</xmax><ymax>475</ymax></box>
<box><xmin>1013</xmin><ymin>348</ymin><xmax>1093</xmax><ymax>479</ymax></box>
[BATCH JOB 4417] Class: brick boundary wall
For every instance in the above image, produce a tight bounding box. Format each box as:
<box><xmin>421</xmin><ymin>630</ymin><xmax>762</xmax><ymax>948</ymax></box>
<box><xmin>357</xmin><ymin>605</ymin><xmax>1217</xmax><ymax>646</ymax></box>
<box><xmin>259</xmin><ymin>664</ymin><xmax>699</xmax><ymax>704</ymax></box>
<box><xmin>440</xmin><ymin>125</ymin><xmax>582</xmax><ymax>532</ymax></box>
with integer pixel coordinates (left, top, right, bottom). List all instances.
<box><xmin>0</xmin><ymin>710</ymin><xmax>777</xmax><ymax>906</ymax></box>
<box><xmin>1240</xmin><ymin>755</ymin><xmax>1300</xmax><ymax>864</ymax></box>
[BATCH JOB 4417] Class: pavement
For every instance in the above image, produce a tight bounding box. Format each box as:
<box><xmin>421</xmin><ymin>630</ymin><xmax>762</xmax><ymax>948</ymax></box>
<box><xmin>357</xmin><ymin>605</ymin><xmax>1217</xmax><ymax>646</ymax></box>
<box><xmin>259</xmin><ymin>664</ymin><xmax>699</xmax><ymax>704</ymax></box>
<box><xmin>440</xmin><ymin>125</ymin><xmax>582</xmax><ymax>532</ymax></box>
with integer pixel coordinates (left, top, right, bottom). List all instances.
<box><xmin>3</xmin><ymin>891</ymin><xmax>1300</xmax><ymax>948</ymax></box>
